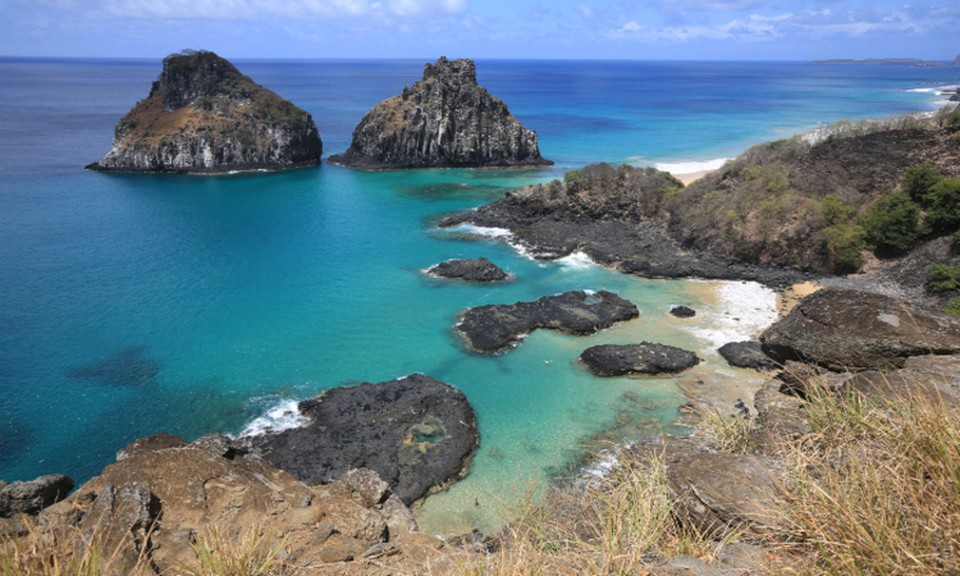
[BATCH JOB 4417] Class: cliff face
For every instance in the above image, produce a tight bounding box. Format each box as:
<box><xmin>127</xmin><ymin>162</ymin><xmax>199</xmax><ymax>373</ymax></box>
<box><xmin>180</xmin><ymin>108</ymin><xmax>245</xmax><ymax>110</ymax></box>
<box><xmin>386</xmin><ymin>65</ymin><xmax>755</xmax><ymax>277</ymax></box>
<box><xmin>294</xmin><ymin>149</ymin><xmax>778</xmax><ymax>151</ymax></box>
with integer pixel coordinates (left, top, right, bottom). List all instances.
<box><xmin>88</xmin><ymin>50</ymin><xmax>322</xmax><ymax>174</ymax></box>
<box><xmin>330</xmin><ymin>57</ymin><xmax>551</xmax><ymax>169</ymax></box>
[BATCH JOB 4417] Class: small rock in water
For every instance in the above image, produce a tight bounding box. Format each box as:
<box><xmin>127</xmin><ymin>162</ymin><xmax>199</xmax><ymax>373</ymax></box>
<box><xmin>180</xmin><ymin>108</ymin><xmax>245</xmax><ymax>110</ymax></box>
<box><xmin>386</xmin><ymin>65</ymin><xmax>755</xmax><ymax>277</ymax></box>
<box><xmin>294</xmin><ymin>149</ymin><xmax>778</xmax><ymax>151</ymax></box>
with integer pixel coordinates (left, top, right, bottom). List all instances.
<box><xmin>670</xmin><ymin>305</ymin><xmax>696</xmax><ymax>318</ymax></box>
<box><xmin>580</xmin><ymin>343</ymin><xmax>701</xmax><ymax>376</ymax></box>
<box><xmin>427</xmin><ymin>257</ymin><xmax>509</xmax><ymax>282</ymax></box>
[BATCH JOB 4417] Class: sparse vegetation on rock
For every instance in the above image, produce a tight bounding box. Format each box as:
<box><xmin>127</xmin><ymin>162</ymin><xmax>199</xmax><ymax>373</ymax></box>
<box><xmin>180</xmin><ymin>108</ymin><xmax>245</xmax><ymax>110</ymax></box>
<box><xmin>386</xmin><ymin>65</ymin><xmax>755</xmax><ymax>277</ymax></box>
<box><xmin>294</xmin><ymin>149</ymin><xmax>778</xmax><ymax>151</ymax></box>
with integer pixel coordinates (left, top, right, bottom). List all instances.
<box><xmin>88</xmin><ymin>50</ymin><xmax>322</xmax><ymax>173</ymax></box>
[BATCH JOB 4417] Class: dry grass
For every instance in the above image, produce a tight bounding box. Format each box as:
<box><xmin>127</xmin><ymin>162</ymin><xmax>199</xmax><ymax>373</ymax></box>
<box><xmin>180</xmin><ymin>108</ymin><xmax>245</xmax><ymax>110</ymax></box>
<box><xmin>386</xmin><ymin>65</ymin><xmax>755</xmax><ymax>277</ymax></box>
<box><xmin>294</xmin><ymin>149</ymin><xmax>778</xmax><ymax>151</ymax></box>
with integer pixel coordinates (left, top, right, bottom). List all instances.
<box><xmin>179</xmin><ymin>525</ymin><xmax>290</xmax><ymax>576</ymax></box>
<box><xmin>445</xmin><ymin>450</ymin><xmax>729</xmax><ymax>575</ymax></box>
<box><xmin>694</xmin><ymin>406</ymin><xmax>755</xmax><ymax>453</ymax></box>
<box><xmin>773</xmin><ymin>380</ymin><xmax>960</xmax><ymax>575</ymax></box>
<box><xmin>0</xmin><ymin>519</ymin><xmax>152</xmax><ymax>576</ymax></box>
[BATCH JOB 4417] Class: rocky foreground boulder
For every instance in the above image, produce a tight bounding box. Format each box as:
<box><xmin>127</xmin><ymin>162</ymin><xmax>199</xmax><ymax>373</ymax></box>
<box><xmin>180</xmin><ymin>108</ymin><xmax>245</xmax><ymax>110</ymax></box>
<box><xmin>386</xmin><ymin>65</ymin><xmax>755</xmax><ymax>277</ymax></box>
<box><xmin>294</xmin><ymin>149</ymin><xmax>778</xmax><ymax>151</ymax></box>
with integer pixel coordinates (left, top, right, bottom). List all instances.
<box><xmin>244</xmin><ymin>374</ymin><xmax>478</xmax><ymax>505</ymax></box>
<box><xmin>580</xmin><ymin>343</ymin><xmax>700</xmax><ymax>376</ymax></box>
<box><xmin>88</xmin><ymin>50</ymin><xmax>322</xmax><ymax>173</ymax></box>
<box><xmin>34</xmin><ymin>437</ymin><xmax>450</xmax><ymax>574</ymax></box>
<box><xmin>0</xmin><ymin>474</ymin><xmax>73</xmax><ymax>518</ymax></box>
<box><xmin>330</xmin><ymin>57</ymin><xmax>551</xmax><ymax>169</ymax></box>
<box><xmin>760</xmin><ymin>288</ymin><xmax>960</xmax><ymax>371</ymax></box>
<box><xmin>457</xmin><ymin>290</ymin><xmax>639</xmax><ymax>354</ymax></box>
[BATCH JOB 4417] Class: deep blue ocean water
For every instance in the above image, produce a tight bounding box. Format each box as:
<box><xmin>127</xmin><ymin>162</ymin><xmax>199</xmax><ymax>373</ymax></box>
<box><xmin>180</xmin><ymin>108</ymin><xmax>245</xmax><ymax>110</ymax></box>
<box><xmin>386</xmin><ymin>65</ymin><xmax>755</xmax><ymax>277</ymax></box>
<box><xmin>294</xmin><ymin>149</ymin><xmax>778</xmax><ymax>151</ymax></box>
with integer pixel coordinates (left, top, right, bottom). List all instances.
<box><xmin>1</xmin><ymin>58</ymin><xmax>956</xmax><ymax>533</ymax></box>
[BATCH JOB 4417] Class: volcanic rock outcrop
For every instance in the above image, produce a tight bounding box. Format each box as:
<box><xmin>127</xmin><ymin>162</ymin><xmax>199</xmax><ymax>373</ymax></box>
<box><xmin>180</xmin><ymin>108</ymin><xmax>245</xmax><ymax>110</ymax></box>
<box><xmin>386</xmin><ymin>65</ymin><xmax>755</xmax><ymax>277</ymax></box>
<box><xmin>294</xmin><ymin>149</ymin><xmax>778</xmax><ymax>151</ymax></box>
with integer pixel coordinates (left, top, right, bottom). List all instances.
<box><xmin>88</xmin><ymin>50</ymin><xmax>322</xmax><ymax>173</ymax></box>
<box><xmin>580</xmin><ymin>343</ymin><xmax>701</xmax><ymax>376</ymax></box>
<box><xmin>243</xmin><ymin>374</ymin><xmax>478</xmax><ymax>505</ymax></box>
<box><xmin>34</xmin><ymin>436</ymin><xmax>447</xmax><ymax>574</ymax></box>
<box><xmin>330</xmin><ymin>57</ymin><xmax>551</xmax><ymax>169</ymax></box>
<box><xmin>457</xmin><ymin>290</ymin><xmax>639</xmax><ymax>354</ymax></box>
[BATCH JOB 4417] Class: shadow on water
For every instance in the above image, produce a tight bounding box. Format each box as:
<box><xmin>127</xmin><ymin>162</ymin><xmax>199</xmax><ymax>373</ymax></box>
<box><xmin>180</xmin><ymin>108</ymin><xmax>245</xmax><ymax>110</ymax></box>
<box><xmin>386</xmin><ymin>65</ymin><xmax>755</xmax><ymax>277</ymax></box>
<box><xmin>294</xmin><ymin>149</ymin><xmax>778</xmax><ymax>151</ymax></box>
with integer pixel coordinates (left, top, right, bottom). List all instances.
<box><xmin>0</xmin><ymin>416</ymin><xmax>33</xmax><ymax>471</ymax></box>
<box><xmin>67</xmin><ymin>346</ymin><xmax>161</xmax><ymax>387</ymax></box>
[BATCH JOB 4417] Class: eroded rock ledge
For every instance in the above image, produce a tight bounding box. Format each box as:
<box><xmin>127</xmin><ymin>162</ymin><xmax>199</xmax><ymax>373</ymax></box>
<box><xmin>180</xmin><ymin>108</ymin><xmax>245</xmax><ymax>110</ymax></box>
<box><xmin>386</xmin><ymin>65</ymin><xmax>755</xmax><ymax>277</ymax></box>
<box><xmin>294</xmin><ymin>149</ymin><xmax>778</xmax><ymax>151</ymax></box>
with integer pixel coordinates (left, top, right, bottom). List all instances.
<box><xmin>330</xmin><ymin>57</ymin><xmax>551</xmax><ymax>169</ymax></box>
<box><xmin>87</xmin><ymin>50</ymin><xmax>322</xmax><ymax>174</ymax></box>
<box><xmin>457</xmin><ymin>290</ymin><xmax>639</xmax><ymax>354</ymax></box>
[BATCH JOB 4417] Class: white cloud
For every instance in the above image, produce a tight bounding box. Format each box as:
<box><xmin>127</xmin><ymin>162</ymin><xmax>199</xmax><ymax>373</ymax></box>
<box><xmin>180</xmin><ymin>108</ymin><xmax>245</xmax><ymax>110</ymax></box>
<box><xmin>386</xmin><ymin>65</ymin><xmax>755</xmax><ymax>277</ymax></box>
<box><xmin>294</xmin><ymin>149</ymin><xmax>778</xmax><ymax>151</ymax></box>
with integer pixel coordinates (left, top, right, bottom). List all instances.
<box><xmin>611</xmin><ymin>5</ymin><xmax>952</xmax><ymax>43</ymax></box>
<box><xmin>577</xmin><ymin>4</ymin><xmax>595</xmax><ymax>18</ymax></box>
<box><xmin>94</xmin><ymin>0</ymin><xmax>466</xmax><ymax>19</ymax></box>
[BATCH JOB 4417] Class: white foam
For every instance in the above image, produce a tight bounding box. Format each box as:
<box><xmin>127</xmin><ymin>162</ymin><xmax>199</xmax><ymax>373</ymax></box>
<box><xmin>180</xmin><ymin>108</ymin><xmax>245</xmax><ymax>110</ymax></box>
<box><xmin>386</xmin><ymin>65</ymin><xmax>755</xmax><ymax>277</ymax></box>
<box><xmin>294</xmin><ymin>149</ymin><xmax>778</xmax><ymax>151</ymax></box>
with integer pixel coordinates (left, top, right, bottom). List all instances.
<box><xmin>652</xmin><ymin>158</ymin><xmax>731</xmax><ymax>175</ymax></box>
<box><xmin>556</xmin><ymin>250</ymin><xmax>599</xmax><ymax>270</ymax></box>
<box><xmin>236</xmin><ymin>398</ymin><xmax>309</xmax><ymax>438</ymax></box>
<box><xmin>442</xmin><ymin>223</ymin><xmax>513</xmax><ymax>239</ymax></box>
<box><xmin>685</xmin><ymin>281</ymin><xmax>779</xmax><ymax>350</ymax></box>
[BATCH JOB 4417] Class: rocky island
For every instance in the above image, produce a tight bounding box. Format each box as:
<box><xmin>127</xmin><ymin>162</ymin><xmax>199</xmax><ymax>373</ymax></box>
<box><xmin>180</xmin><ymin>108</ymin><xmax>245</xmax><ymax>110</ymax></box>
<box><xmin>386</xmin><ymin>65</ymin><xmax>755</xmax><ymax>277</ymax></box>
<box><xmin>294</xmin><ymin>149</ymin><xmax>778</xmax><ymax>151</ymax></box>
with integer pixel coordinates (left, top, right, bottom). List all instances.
<box><xmin>87</xmin><ymin>50</ymin><xmax>322</xmax><ymax>173</ymax></box>
<box><xmin>329</xmin><ymin>57</ymin><xmax>551</xmax><ymax>169</ymax></box>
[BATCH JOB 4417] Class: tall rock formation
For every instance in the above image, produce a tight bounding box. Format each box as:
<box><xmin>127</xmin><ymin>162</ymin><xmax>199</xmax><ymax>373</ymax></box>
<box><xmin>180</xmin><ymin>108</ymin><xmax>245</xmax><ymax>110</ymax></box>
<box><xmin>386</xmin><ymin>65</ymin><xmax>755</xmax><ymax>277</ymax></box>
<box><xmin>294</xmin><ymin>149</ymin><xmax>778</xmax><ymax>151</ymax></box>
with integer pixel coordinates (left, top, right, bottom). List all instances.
<box><xmin>87</xmin><ymin>50</ymin><xmax>322</xmax><ymax>173</ymax></box>
<box><xmin>330</xmin><ymin>57</ymin><xmax>551</xmax><ymax>169</ymax></box>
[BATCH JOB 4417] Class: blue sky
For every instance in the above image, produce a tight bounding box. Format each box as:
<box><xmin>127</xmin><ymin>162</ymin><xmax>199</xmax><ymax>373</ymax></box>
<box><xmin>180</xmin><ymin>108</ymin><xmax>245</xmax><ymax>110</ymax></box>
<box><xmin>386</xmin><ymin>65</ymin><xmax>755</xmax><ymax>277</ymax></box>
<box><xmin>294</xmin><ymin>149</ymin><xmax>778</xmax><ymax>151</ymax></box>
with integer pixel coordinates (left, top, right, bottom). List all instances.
<box><xmin>1</xmin><ymin>0</ymin><xmax>957</xmax><ymax>60</ymax></box>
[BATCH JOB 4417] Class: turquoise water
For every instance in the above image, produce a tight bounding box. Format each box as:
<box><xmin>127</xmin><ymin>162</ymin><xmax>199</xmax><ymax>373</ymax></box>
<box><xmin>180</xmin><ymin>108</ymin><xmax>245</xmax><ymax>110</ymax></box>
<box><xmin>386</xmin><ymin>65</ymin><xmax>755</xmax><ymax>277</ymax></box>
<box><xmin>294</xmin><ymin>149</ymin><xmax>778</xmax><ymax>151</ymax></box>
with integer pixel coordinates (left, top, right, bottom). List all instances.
<box><xmin>1</xmin><ymin>58</ymin><xmax>956</xmax><ymax>534</ymax></box>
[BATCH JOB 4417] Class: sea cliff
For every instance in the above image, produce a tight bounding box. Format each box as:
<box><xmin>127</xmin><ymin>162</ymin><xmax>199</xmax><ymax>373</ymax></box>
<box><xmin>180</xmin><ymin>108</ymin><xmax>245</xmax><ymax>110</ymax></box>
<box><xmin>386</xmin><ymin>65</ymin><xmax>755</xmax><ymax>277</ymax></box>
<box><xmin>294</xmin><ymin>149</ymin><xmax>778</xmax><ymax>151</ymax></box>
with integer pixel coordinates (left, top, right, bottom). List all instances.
<box><xmin>87</xmin><ymin>50</ymin><xmax>322</xmax><ymax>174</ymax></box>
<box><xmin>329</xmin><ymin>57</ymin><xmax>551</xmax><ymax>169</ymax></box>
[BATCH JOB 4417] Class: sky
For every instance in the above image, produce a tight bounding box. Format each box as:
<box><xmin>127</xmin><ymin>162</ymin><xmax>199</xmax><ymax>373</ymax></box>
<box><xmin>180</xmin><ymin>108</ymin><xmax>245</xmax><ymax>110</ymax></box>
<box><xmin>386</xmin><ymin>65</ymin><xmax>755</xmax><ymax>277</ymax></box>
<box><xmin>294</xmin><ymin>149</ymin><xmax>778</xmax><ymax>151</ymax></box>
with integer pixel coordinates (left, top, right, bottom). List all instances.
<box><xmin>0</xmin><ymin>0</ymin><xmax>957</xmax><ymax>61</ymax></box>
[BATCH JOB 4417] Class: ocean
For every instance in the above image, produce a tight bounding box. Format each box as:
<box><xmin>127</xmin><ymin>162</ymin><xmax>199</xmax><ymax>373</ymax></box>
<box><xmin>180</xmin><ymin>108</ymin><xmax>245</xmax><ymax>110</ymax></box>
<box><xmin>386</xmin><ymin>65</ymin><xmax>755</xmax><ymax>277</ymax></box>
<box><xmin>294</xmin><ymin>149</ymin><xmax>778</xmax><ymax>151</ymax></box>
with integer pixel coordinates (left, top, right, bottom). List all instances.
<box><xmin>0</xmin><ymin>58</ymin><xmax>956</xmax><ymax>534</ymax></box>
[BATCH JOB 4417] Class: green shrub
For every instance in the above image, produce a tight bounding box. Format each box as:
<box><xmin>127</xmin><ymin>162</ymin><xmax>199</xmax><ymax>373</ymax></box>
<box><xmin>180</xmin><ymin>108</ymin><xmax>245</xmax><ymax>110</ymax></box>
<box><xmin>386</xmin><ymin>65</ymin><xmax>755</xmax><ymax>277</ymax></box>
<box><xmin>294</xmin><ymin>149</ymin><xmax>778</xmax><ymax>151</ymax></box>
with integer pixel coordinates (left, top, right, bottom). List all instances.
<box><xmin>922</xmin><ymin>178</ymin><xmax>960</xmax><ymax>235</ymax></box>
<box><xmin>901</xmin><ymin>163</ymin><xmax>945</xmax><ymax>203</ymax></box>
<box><xmin>928</xmin><ymin>264</ymin><xmax>960</xmax><ymax>293</ymax></box>
<box><xmin>859</xmin><ymin>191</ymin><xmax>923</xmax><ymax>254</ymax></box>
<box><xmin>944</xmin><ymin>107</ymin><xmax>960</xmax><ymax>130</ymax></box>
<box><xmin>816</xmin><ymin>195</ymin><xmax>855</xmax><ymax>226</ymax></box>
<box><xmin>946</xmin><ymin>299</ymin><xmax>960</xmax><ymax>315</ymax></box>
<box><xmin>824</xmin><ymin>223</ymin><xmax>867</xmax><ymax>272</ymax></box>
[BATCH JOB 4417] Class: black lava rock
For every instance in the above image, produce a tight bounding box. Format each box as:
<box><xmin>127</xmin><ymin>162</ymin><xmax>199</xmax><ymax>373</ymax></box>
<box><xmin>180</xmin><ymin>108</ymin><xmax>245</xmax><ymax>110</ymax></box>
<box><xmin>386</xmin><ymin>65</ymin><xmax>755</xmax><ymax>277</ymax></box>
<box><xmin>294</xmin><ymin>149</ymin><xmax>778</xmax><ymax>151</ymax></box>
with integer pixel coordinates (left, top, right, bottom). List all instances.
<box><xmin>243</xmin><ymin>374</ymin><xmax>478</xmax><ymax>505</ymax></box>
<box><xmin>428</xmin><ymin>257</ymin><xmax>509</xmax><ymax>282</ymax></box>
<box><xmin>580</xmin><ymin>343</ymin><xmax>701</xmax><ymax>376</ymax></box>
<box><xmin>718</xmin><ymin>341</ymin><xmax>777</xmax><ymax>371</ymax></box>
<box><xmin>457</xmin><ymin>290</ymin><xmax>639</xmax><ymax>354</ymax></box>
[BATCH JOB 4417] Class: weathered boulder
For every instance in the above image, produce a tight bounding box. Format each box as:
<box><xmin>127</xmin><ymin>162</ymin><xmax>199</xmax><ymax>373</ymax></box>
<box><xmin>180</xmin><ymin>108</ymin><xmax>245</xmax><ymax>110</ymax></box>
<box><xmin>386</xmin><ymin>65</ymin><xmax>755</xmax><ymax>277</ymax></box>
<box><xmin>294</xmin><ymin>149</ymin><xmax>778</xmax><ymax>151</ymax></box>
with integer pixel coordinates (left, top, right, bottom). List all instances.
<box><xmin>0</xmin><ymin>474</ymin><xmax>74</xmax><ymax>518</ymax></box>
<box><xmin>670</xmin><ymin>305</ymin><xmax>696</xmax><ymax>318</ymax></box>
<box><xmin>457</xmin><ymin>290</ymin><xmax>639</xmax><ymax>354</ymax></box>
<box><xmin>749</xmin><ymin>380</ymin><xmax>811</xmax><ymax>454</ymax></box>
<box><xmin>718</xmin><ymin>341</ymin><xmax>777</xmax><ymax>371</ymax></box>
<box><xmin>330</xmin><ymin>57</ymin><xmax>551</xmax><ymax>169</ymax></box>
<box><xmin>428</xmin><ymin>257</ymin><xmax>509</xmax><ymax>282</ymax></box>
<box><xmin>88</xmin><ymin>50</ymin><xmax>322</xmax><ymax>173</ymax></box>
<box><xmin>665</xmin><ymin>451</ymin><xmax>783</xmax><ymax>537</ymax></box>
<box><xmin>760</xmin><ymin>288</ymin><xmax>960</xmax><ymax>371</ymax></box>
<box><xmin>244</xmin><ymin>374</ymin><xmax>478</xmax><ymax>505</ymax></box>
<box><xmin>580</xmin><ymin>343</ymin><xmax>700</xmax><ymax>376</ymax></box>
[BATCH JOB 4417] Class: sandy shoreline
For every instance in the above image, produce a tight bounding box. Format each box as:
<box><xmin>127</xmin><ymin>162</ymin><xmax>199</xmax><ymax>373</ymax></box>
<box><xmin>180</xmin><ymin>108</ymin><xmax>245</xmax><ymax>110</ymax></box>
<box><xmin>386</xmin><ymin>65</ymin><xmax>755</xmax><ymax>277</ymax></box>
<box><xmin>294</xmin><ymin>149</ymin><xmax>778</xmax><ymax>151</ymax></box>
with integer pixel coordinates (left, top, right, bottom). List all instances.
<box><xmin>675</xmin><ymin>169</ymin><xmax>713</xmax><ymax>185</ymax></box>
<box><xmin>673</xmin><ymin>279</ymin><xmax>821</xmax><ymax>420</ymax></box>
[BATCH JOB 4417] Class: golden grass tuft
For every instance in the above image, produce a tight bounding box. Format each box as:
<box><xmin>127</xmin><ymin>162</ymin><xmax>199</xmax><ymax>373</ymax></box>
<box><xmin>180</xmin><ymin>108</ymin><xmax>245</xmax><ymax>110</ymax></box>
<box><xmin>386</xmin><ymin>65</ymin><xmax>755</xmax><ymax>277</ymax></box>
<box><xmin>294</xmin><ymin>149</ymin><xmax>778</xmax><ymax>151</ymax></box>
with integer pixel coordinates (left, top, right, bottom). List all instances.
<box><xmin>771</xmin><ymin>378</ymin><xmax>960</xmax><ymax>574</ymax></box>
<box><xmin>0</xmin><ymin>518</ymin><xmax>152</xmax><ymax>576</ymax></box>
<box><xmin>179</xmin><ymin>525</ymin><xmax>290</xmax><ymax>576</ymax></box>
